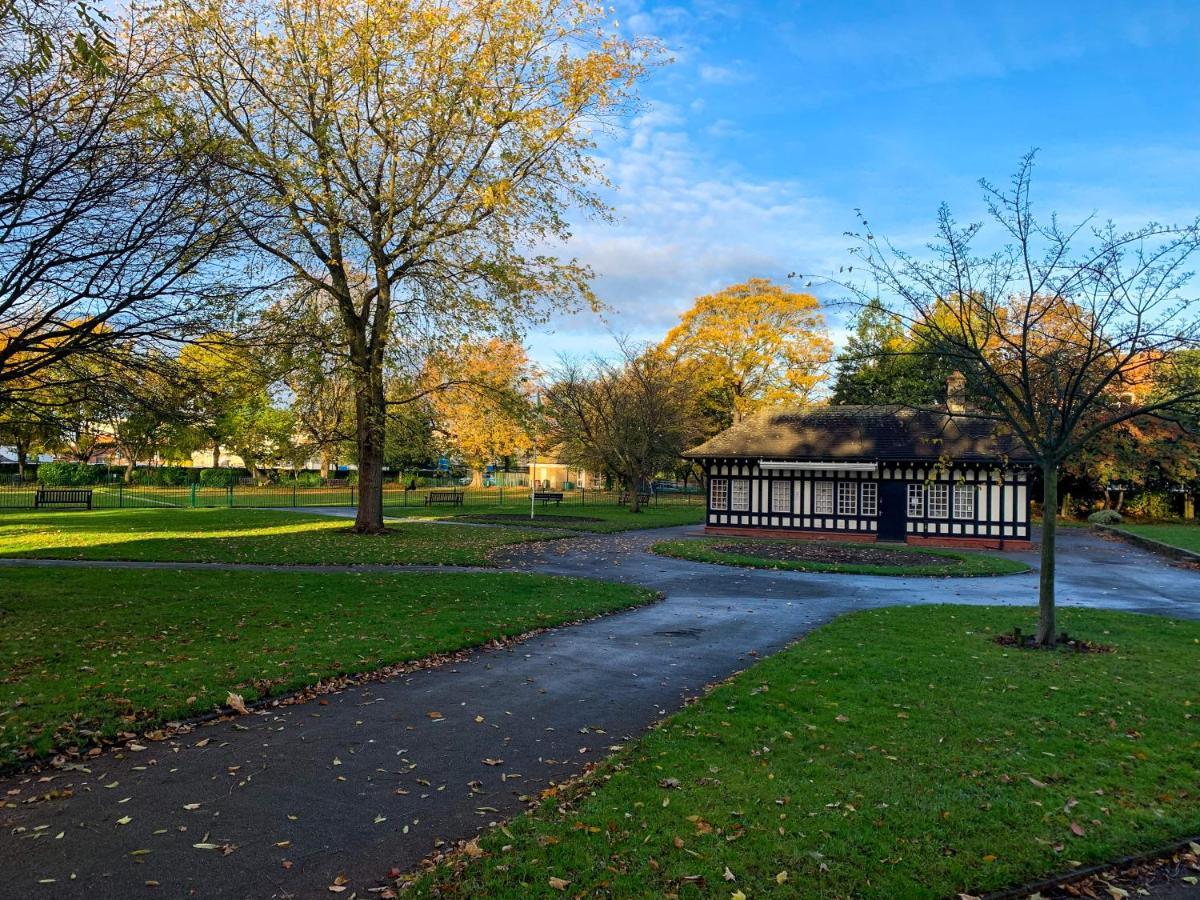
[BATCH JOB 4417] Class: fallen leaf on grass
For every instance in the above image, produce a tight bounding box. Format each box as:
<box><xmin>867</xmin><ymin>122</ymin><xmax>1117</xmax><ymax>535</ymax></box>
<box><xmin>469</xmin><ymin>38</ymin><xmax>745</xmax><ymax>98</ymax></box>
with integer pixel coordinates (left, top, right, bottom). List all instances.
<box><xmin>463</xmin><ymin>838</ymin><xmax>484</xmax><ymax>858</ymax></box>
<box><xmin>226</xmin><ymin>693</ymin><xmax>248</xmax><ymax>715</ymax></box>
<box><xmin>548</xmin><ymin>877</ymin><xmax>570</xmax><ymax>891</ymax></box>
<box><xmin>1070</xmin><ymin>822</ymin><xmax>1085</xmax><ymax>837</ymax></box>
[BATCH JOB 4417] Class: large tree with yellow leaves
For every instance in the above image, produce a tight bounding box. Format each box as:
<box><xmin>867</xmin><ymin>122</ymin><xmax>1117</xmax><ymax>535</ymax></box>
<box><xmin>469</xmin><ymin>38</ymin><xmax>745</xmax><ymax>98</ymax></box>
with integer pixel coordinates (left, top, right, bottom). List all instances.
<box><xmin>146</xmin><ymin>0</ymin><xmax>656</xmax><ymax>532</ymax></box>
<box><xmin>662</xmin><ymin>278</ymin><xmax>831</xmax><ymax>432</ymax></box>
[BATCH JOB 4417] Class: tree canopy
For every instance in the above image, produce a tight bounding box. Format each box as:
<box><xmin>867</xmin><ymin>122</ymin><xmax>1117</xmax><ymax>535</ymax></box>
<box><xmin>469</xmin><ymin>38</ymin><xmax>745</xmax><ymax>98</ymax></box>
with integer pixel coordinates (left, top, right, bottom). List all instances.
<box><xmin>662</xmin><ymin>278</ymin><xmax>831</xmax><ymax>432</ymax></box>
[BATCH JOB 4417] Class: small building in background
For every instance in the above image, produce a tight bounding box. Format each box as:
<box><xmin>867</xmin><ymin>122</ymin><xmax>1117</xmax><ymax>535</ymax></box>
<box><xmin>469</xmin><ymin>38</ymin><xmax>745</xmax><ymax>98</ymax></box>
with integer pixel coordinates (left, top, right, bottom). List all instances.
<box><xmin>683</xmin><ymin>377</ymin><xmax>1033</xmax><ymax>550</ymax></box>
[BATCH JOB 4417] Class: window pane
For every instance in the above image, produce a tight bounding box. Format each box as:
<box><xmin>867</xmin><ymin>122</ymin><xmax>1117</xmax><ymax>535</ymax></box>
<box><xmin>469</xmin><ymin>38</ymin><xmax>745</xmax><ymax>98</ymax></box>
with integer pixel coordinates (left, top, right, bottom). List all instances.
<box><xmin>953</xmin><ymin>483</ymin><xmax>975</xmax><ymax>519</ymax></box>
<box><xmin>837</xmin><ymin>481</ymin><xmax>857</xmax><ymax>515</ymax></box>
<box><xmin>928</xmin><ymin>483</ymin><xmax>949</xmax><ymax>518</ymax></box>
<box><xmin>771</xmin><ymin>480</ymin><xmax>792</xmax><ymax>513</ymax></box>
<box><xmin>710</xmin><ymin>478</ymin><xmax>728</xmax><ymax>510</ymax></box>
<box><xmin>906</xmin><ymin>484</ymin><xmax>924</xmax><ymax>517</ymax></box>
<box><xmin>731</xmin><ymin>479</ymin><xmax>750</xmax><ymax>511</ymax></box>
<box><xmin>814</xmin><ymin>481</ymin><xmax>834</xmax><ymax>514</ymax></box>
<box><xmin>861</xmin><ymin>482</ymin><xmax>878</xmax><ymax>516</ymax></box>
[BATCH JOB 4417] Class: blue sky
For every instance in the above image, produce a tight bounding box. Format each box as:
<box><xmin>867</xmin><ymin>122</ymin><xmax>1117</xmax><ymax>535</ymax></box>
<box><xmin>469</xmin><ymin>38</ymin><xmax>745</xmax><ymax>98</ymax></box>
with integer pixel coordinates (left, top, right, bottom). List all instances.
<box><xmin>530</xmin><ymin>0</ymin><xmax>1200</xmax><ymax>362</ymax></box>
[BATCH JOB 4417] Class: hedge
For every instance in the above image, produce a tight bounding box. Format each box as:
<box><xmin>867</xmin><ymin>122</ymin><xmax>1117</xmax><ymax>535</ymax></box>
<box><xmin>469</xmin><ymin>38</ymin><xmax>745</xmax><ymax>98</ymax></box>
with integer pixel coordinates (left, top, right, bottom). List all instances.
<box><xmin>198</xmin><ymin>467</ymin><xmax>238</xmax><ymax>487</ymax></box>
<box><xmin>37</xmin><ymin>462</ymin><xmax>108</xmax><ymax>486</ymax></box>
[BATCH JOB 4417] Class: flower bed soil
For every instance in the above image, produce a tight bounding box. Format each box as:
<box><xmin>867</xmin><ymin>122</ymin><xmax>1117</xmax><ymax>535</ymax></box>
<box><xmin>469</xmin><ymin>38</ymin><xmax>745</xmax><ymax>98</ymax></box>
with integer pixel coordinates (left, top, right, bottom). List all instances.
<box><xmin>711</xmin><ymin>540</ymin><xmax>950</xmax><ymax>568</ymax></box>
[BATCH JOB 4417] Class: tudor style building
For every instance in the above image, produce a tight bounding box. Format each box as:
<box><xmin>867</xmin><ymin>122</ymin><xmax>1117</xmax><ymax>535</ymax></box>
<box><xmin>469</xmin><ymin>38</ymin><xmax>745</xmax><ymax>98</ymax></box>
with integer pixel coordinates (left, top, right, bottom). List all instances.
<box><xmin>682</xmin><ymin>382</ymin><xmax>1034</xmax><ymax>550</ymax></box>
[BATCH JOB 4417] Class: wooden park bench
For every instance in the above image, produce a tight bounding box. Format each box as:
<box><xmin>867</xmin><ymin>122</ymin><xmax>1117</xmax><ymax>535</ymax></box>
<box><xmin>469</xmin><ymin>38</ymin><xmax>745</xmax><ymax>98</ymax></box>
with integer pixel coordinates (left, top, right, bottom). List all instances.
<box><xmin>326</xmin><ymin>478</ymin><xmax>349</xmax><ymax>487</ymax></box>
<box><xmin>35</xmin><ymin>487</ymin><xmax>93</xmax><ymax>510</ymax></box>
<box><xmin>533</xmin><ymin>491</ymin><xmax>564</xmax><ymax>506</ymax></box>
<box><xmin>424</xmin><ymin>490</ymin><xmax>464</xmax><ymax>507</ymax></box>
<box><xmin>618</xmin><ymin>490</ymin><xmax>652</xmax><ymax>506</ymax></box>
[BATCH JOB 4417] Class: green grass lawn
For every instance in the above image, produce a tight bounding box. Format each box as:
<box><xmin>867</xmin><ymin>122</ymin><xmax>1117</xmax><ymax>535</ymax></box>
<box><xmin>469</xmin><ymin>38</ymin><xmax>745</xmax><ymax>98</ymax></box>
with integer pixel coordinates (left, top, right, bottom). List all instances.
<box><xmin>653</xmin><ymin>536</ymin><xmax>1030</xmax><ymax>577</ymax></box>
<box><xmin>0</xmin><ymin>508</ymin><xmax>568</xmax><ymax>566</ymax></box>
<box><xmin>1119</xmin><ymin>522</ymin><xmax>1200</xmax><ymax>554</ymax></box>
<box><xmin>411</xmin><ymin>605</ymin><xmax>1200</xmax><ymax>899</ymax></box>
<box><xmin>383</xmin><ymin>502</ymin><xmax>705</xmax><ymax>533</ymax></box>
<box><xmin>0</xmin><ymin>567</ymin><xmax>654</xmax><ymax>769</ymax></box>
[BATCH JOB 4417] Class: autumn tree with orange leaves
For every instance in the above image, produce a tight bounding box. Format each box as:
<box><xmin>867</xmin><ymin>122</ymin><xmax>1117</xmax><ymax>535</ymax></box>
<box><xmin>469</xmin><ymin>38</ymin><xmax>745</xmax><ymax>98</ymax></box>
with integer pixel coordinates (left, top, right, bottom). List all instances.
<box><xmin>662</xmin><ymin>279</ymin><xmax>831</xmax><ymax>434</ymax></box>
<box><xmin>834</xmin><ymin>153</ymin><xmax>1200</xmax><ymax>647</ymax></box>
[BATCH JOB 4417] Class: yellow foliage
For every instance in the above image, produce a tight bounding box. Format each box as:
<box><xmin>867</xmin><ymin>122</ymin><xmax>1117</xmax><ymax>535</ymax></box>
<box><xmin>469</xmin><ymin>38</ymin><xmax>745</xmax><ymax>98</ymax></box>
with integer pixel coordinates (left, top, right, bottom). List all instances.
<box><xmin>662</xmin><ymin>278</ymin><xmax>831</xmax><ymax>422</ymax></box>
<box><xmin>424</xmin><ymin>338</ymin><xmax>534</xmax><ymax>469</ymax></box>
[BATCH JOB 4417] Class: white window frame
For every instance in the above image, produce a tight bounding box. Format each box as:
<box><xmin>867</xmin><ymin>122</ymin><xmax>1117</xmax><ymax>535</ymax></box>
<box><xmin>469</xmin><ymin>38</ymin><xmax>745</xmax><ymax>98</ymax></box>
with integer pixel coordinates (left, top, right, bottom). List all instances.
<box><xmin>813</xmin><ymin>481</ymin><xmax>834</xmax><ymax>515</ymax></box>
<box><xmin>710</xmin><ymin>478</ymin><xmax>728</xmax><ymax>511</ymax></box>
<box><xmin>928</xmin><ymin>483</ymin><xmax>950</xmax><ymax>518</ymax></box>
<box><xmin>953</xmin><ymin>483</ymin><xmax>976</xmax><ymax>520</ymax></box>
<box><xmin>906</xmin><ymin>483</ymin><xmax>924</xmax><ymax>517</ymax></box>
<box><xmin>837</xmin><ymin>481</ymin><xmax>857</xmax><ymax>516</ymax></box>
<box><xmin>730</xmin><ymin>479</ymin><xmax>750</xmax><ymax>512</ymax></box>
<box><xmin>770</xmin><ymin>479</ymin><xmax>792</xmax><ymax>513</ymax></box>
<box><xmin>861</xmin><ymin>482</ymin><xmax>878</xmax><ymax>517</ymax></box>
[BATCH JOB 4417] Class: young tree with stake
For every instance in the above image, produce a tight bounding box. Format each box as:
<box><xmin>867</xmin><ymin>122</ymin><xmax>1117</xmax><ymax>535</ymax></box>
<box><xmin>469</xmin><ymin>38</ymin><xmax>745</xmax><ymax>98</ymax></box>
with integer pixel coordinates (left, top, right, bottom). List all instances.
<box><xmin>831</xmin><ymin>153</ymin><xmax>1200</xmax><ymax>646</ymax></box>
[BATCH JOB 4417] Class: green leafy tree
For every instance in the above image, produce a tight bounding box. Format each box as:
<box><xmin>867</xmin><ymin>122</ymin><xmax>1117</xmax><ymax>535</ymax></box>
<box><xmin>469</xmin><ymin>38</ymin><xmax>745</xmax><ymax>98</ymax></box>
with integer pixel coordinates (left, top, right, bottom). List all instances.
<box><xmin>831</xmin><ymin>298</ymin><xmax>952</xmax><ymax>406</ymax></box>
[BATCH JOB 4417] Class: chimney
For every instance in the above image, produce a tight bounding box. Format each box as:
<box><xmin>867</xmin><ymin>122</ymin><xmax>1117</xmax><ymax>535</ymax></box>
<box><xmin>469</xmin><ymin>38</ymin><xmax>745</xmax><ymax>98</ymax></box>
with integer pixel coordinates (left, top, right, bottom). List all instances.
<box><xmin>946</xmin><ymin>371</ymin><xmax>967</xmax><ymax>415</ymax></box>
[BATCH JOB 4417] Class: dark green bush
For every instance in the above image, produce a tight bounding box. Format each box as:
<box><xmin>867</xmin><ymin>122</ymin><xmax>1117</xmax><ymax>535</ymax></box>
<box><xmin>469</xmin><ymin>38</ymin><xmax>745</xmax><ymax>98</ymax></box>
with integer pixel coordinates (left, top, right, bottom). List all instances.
<box><xmin>129</xmin><ymin>466</ymin><xmax>192</xmax><ymax>486</ymax></box>
<box><xmin>291</xmin><ymin>472</ymin><xmax>324</xmax><ymax>487</ymax></box>
<box><xmin>1087</xmin><ymin>509</ymin><xmax>1123</xmax><ymax>526</ymax></box>
<box><xmin>198</xmin><ymin>467</ymin><xmax>237</xmax><ymax>488</ymax></box>
<box><xmin>37</xmin><ymin>462</ymin><xmax>106</xmax><ymax>486</ymax></box>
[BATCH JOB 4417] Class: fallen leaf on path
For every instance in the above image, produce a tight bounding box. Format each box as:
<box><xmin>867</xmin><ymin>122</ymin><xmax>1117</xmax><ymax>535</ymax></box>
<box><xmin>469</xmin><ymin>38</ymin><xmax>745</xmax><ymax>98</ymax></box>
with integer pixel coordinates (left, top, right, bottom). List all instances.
<box><xmin>226</xmin><ymin>693</ymin><xmax>248</xmax><ymax>715</ymax></box>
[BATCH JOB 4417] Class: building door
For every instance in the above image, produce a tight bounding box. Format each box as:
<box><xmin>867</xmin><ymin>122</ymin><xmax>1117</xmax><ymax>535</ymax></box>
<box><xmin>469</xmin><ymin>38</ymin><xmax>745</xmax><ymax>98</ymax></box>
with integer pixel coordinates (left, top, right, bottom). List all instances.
<box><xmin>877</xmin><ymin>480</ymin><xmax>908</xmax><ymax>542</ymax></box>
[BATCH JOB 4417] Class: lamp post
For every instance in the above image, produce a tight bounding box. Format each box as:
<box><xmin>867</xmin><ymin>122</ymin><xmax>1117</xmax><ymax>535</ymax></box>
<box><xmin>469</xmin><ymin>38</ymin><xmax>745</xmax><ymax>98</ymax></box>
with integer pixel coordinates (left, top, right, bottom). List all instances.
<box><xmin>529</xmin><ymin>390</ymin><xmax>541</xmax><ymax>521</ymax></box>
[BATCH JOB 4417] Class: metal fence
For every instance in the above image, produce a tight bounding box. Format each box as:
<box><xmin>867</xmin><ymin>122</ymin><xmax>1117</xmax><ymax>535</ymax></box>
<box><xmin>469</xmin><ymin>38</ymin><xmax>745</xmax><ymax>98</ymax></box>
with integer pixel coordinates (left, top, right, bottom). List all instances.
<box><xmin>381</xmin><ymin>485</ymin><xmax>701</xmax><ymax>510</ymax></box>
<box><xmin>0</xmin><ymin>481</ymin><xmax>701</xmax><ymax>511</ymax></box>
<box><xmin>0</xmin><ymin>481</ymin><xmax>357</xmax><ymax>510</ymax></box>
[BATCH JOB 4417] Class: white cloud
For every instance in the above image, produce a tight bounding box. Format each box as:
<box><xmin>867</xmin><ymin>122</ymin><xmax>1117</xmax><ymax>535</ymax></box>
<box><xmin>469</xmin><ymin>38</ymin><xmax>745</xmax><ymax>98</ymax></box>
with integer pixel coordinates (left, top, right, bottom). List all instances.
<box><xmin>532</xmin><ymin>101</ymin><xmax>851</xmax><ymax>363</ymax></box>
<box><xmin>697</xmin><ymin>62</ymin><xmax>750</xmax><ymax>85</ymax></box>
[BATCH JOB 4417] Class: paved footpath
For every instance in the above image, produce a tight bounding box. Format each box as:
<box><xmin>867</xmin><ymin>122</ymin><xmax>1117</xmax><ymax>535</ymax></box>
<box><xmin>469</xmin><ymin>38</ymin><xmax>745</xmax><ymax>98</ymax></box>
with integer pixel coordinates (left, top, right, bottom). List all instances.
<box><xmin>1</xmin><ymin>524</ymin><xmax>1197</xmax><ymax>898</ymax></box>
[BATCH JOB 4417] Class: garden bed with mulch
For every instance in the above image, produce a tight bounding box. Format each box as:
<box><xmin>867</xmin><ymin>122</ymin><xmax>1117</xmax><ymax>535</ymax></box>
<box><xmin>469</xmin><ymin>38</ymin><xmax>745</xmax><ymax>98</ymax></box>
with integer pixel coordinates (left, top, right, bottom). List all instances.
<box><xmin>711</xmin><ymin>539</ymin><xmax>947</xmax><ymax>568</ymax></box>
<box><xmin>653</xmin><ymin>536</ymin><xmax>1031</xmax><ymax>577</ymax></box>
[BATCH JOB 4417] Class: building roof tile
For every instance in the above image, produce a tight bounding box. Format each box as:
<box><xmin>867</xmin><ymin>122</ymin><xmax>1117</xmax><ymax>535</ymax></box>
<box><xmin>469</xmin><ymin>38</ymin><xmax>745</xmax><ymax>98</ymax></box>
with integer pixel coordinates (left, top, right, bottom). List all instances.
<box><xmin>682</xmin><ymin>405</ymin><xmax>1033</xmax><ymax>464</ymax></box>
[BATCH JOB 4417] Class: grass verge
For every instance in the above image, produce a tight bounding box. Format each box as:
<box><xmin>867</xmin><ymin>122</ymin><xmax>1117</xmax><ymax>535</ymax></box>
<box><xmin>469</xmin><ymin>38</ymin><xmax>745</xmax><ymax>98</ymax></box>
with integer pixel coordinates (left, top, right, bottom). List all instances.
<box><xmin>384</xmin><ymin>502</ymin><xmax>705</xmax><ymax>533</ymax></box>
<box><xmin>410</xmin><ymin>605</ymin><xmax>1200</xmax><ymax>899</ymax></box>
<box><xmin>652</xmin><ymin>536</ymin><xmax>1030</xmax><ymax>577</ymax></box>
<box><xmin>0</xmin><ymin>508</ymin><xmax>568</xmax><ymax>566</ymax></box>
<box><xmin>0</xmin><ymin>567</ymin><xmax>655</xmax><ymax>769</ymax></box>
<box><xmin>1118</xmin><ymin>523</ymin><xmax>1200</xmax><ymax>555</ymax></box>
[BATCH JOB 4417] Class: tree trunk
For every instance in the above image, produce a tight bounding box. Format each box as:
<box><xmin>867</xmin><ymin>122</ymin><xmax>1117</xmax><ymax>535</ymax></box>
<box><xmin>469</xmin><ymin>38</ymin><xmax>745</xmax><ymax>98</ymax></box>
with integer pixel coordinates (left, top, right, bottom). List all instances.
<box><xmin>320</xmin><ymin>452</ymin><xmax>331</xmax><ymax>480</ymax></box>
<box><xmin>212</xmin><ymin>441</ymin><xmax>222</xmax><ymax>468</ymax></box>
<box><xmin>352</xmin><ymin>360</ymin><xmax>387</xmax><ymax>534</ymax></box>
<box><xmin>14</xmin><ymin>439</ymin><xmax>27</xmax><ymax>481</ymax></box>
<box><xmin>124</xmin><ymin>461</ymin><xmax>136</xmax><ymax>483</ymax></box>
<box><xmin>627</xmin><ymin>471</ymin><xmax>641</xmax><ymax>513</ymax></box>
<box><xmin>1116</xmin><ymin>489</ymin><xmax>1125</xmax><ymax>512</ymax></box>
<box><xmin>1037</xmin><ymin>460</ymin><xmax>1058</xmax><ymax>647</ymax></box>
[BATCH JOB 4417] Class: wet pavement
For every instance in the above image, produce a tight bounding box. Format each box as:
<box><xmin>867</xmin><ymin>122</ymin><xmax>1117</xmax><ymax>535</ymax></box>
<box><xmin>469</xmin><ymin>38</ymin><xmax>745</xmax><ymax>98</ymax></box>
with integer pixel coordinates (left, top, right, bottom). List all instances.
<box><xmin>1</xmin><ymin>524</ymin><xmax>1197</xmax><ymax>898</ymax></box>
